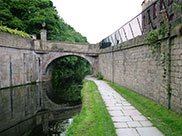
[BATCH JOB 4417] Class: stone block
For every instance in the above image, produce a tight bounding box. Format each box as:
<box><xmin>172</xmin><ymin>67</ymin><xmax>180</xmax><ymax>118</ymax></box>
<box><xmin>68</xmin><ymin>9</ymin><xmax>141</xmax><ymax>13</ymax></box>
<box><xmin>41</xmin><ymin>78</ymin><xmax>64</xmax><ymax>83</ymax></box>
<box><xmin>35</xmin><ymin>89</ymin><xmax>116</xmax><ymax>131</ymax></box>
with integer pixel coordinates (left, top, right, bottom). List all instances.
<box><xmin>139</xmin><ymin>121</ymin><xmax>153</xmax><ymax>127</ymax></box>
<box><xmin>112</xmin><ymin>116</ymin><xmax>132</xmax><ymax>122</ymax></box>
<box><xmin>131</xmin><ymin>115</ymin><xmax>147</xmax><ymax>121</ymax></box>
<box><xmin>127</xmin><ymin>121</ymin><xmax>142</xmax><ymax>128</ymax></box>
<box><xmin>116</xmin><ymin>128</ymin><xmax>140</xmax><ymax>136</ymax></box>
<box><xmin>136</xmin><ymin>127</ymin><xmax>164</xmax><ymax>136</ymax></box>
<box><xmin>114</xmin><ymin>123</ymin><xmax>128</xmax><ymax>128</ymax></box>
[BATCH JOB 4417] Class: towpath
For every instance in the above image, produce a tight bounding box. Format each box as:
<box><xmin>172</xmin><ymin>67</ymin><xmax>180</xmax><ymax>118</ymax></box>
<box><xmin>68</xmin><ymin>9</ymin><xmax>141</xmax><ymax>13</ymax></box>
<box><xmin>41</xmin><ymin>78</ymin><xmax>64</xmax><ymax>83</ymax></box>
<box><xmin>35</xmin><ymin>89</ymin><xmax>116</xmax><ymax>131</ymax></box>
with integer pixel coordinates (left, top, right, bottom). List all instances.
<box><xmin>86</xmin><ymin>77</ymin><xmax>164</xmax><ymax>136</ymax></box>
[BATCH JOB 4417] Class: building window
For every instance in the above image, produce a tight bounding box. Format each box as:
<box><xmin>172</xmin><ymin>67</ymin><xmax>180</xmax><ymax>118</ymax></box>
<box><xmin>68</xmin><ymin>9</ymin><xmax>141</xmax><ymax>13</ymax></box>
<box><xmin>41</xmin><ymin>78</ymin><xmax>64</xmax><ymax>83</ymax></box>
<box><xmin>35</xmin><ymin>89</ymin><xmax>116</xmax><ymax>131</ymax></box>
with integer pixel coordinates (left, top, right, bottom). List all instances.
<box><xmin>168</xmin><ymin>0</ymin><xmax>173</xmax><ymax>5</ymax></box>
<box><xmin>160</xmin><ymin>0</ymin><xmax>165</xmax><ymax>10</ymax></box>
<box><xmin>153</xmin><ymin>2</ymin><xmax>157</xmax><ymax>19</ymax></box>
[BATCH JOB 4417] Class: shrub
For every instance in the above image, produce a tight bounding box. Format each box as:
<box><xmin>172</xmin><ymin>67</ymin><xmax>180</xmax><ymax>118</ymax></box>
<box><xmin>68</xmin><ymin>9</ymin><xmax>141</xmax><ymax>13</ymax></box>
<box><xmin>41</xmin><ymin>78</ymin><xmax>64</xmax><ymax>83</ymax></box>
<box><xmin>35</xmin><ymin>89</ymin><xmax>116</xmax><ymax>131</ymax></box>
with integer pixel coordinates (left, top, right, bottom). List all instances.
<box><xmin>0</xmin><ymin>25</ymin><xmax>30</xmax><ymax>38</ymax></box>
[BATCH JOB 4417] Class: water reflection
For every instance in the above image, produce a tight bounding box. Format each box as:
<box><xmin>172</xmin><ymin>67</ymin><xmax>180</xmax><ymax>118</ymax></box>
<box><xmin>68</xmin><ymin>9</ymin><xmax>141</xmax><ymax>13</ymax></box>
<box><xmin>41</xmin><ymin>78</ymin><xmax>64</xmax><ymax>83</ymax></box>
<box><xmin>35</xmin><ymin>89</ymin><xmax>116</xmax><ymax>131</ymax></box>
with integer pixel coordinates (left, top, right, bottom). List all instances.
<box><xmin>49</xmin><ymin>118</ymin><xmax>73</xmax><ymax>136</ymax></box>
<box><xmin>31</xmin><ymin>118</ymin><xmax>74</xmax><ymax>136</ymax></box>
<box><xmin>0</xmin><ymin>82</ymin><xmax>81</xmax><ymax>136</ymax></box>
<box><xmin>27</xmin><ymin>107</ymin><xmax>80</xmax><ymax>136</ymax></box>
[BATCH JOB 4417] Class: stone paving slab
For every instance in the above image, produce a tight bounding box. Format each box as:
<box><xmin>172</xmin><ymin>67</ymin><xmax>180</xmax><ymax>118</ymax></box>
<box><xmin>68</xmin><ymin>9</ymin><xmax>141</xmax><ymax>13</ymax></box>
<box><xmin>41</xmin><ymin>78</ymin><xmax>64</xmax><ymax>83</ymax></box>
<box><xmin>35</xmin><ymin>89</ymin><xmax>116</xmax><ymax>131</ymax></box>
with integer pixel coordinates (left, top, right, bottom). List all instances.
<box><xmin>139</xmin><ymin>121</ymin><xmax>153</xmax><ymax>127</ymax></box>
<box><xmin>123</xmin><ymin>109</ymin><xmax>141</xmax><ymax>116</ymax></box>
<box><xmin>131</xmin><ymin>115</ymin><xmax>148</xmax><ymax>121</ymax></box>
<box><xmin>136</xmin><ymin>127</ymin><xmax>164</xmax><ymax>136</ymax></box>
<box><xmin>114</xmin><ymin>122</ymin><xmax>128</xmax><ymax>128</ymax></box>
<box><xmin>127</xmin><ymin>121</ymin><xmax>142</xmax><ymax>127</ymax></box>
<box><xmin>109</xmin><ymin>111</ymin><xmax>123</xmax><ymax>116</ymax></box>
<box><xmin>108</xmin><ymin>107</ymin><xmax>123</xmax><ymax>111</ymax></box>
<box><xmin>87</xmin><ymin>77</ymin><xmax>164</xmax><ymax>136</ymax></box>
<box><xmin>116</xmin><ymin>128</ymin><xmax>140</xmax><ymax>136</ymax></box>
<box><xmin>122</xmin><ymin>105</ymin><xmax>135</xmax><ymax>110</ymax></box>
<box><xmin>112</xmin><ymin>116</ymin><xmax>133</xmax><ymax>122</ymax></box>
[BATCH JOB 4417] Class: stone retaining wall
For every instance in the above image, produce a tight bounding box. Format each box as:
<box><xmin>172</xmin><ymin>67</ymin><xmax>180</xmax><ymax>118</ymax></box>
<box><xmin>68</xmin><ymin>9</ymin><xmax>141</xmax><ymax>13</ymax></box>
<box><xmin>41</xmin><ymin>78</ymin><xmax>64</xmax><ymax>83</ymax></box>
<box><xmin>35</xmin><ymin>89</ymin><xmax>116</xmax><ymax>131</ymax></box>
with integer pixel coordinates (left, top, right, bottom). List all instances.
<box><xmin>98</xmin><ymin>34</ymin><xmax>182</xmax><ymax>114</ymax></box>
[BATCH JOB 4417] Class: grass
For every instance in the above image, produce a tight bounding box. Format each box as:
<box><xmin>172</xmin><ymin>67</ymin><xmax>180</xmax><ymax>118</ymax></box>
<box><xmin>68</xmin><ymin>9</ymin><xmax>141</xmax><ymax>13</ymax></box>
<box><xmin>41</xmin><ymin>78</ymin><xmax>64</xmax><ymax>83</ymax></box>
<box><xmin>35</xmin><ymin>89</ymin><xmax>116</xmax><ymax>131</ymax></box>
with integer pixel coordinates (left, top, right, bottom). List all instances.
<box><xmin>66</xmin><ymin>80</ymin><xmax>116</xmax><ymax>136</ymax></box>
<box><xmin>108</xmin><ymin>82</ymin><xmax>182</xmax><ymax>136</ymax></box>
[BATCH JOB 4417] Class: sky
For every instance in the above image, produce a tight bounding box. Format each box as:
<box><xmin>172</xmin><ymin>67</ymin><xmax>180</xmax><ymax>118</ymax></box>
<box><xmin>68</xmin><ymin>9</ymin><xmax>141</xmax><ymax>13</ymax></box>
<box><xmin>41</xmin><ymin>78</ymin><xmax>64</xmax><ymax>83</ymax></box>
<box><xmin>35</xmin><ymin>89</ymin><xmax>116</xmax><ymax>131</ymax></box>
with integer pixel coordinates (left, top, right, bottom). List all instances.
<box><xmin>51</xmin><ymin>0</ymin><xmax>144</xmax><ymax>44</ymax></box>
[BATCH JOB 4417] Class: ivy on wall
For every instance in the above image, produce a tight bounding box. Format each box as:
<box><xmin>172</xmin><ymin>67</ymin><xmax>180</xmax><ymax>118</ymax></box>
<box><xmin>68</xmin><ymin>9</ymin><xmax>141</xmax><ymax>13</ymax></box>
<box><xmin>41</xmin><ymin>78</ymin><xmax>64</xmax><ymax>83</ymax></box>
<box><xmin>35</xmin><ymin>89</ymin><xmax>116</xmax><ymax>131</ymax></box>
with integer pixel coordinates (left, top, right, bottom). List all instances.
<box><xmin>145</xmin><ymin>23</ymin><xmax>172</xmax><ymax>109</ymax></box>
<box><xmin>145</xmin><ymin>24</ymin><xmax>169</xmax><ymax>76</ymax></box>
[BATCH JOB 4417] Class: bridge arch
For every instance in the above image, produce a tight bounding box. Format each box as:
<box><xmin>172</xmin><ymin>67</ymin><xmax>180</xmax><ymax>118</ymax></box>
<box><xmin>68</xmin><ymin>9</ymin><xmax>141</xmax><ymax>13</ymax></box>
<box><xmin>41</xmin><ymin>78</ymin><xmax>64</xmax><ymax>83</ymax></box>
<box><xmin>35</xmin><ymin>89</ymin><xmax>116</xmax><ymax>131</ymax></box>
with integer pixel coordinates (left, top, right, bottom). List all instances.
<box><xmin>42</xmin><ymin>52</ymin><xmax>96</xmax><ymax>81</ymax></box>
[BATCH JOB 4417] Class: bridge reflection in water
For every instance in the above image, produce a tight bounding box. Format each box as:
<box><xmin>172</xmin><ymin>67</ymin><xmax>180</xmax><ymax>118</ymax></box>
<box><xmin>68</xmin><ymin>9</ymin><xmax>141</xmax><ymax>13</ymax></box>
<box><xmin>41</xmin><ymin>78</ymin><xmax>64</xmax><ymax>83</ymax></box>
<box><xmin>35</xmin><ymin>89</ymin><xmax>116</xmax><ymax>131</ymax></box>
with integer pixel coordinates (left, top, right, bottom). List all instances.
<box><xmin>0</xmin><ymin>82</ymin><xmax>81</xmax><ymax>136</ymax></box>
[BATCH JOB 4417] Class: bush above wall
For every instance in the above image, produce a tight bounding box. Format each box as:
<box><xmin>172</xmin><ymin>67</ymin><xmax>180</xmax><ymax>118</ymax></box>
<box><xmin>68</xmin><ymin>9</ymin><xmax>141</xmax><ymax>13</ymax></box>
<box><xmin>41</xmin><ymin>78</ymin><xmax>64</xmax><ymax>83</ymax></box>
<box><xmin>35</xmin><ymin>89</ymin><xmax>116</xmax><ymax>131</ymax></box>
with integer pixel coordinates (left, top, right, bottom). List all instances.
<box><xmin>0</xmin><ymin>25</ymin><xmax>30</xmax><ymax>38</ymax></box>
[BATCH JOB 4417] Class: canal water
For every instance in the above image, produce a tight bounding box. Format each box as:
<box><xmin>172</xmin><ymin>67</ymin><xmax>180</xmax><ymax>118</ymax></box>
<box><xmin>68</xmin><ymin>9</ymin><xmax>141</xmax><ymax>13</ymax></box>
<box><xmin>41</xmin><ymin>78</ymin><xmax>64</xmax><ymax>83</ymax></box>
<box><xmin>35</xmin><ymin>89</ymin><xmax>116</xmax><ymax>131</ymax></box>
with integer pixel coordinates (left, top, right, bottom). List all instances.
<box><xmin>0</xmin><ymin>82</ymin><xmax>81</xmax><ymax>136</ymax></box>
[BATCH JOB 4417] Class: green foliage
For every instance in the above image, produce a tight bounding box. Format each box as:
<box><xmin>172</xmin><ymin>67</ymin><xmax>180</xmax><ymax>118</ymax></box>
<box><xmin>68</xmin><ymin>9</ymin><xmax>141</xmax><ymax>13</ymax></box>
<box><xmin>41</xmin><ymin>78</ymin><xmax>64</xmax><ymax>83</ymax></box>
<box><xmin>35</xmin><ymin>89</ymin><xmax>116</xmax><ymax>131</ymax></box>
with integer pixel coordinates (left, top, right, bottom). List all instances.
<box><xmin>174</xmin><ymin>3</ymin><xmax>182</xmax><ymax>10</ymax></box>
<box><xmin>117</xmin><ymin>44</ymin><xmax>122</xmax><ymax>49</ymax></box>
<box><xmin>145</xmin><ymin>24</ymin><xmax>170</xmax><ymax>78</ymax></box>
<box><xmin>52</xmin><ymin>56</ymin><xmax>92</xmax><ymax>103</ymax></box>
<box><xmin>145</xmin><ymin>24</ymin><xmax>172</xmax><ymax>105</ymax></box>
<box><xmin>0</xmin><ymin>0</ymin><xmax>88</xmax><ymax>43</ymax></box>
<box><xmin>108</xmin><ymin>82</ymin><xmax>182</xmax><ymax>136</ymax></box>
<box><xmin>145</xmin><ymin>24</ymin><xmax>167</xmax><ymax>54</ymax></box>
<box><xmin>66</xmin><ymin>80</ymin><xmax>116</xmax><ymax>136</ymax></box>
<box><xmin>0</xmin><ymin>25</ymin><xmax>30</xmax><ymax>38</ymax></box>
<box><xmin>145</xmin><ymin>30</ymin><xmax>160</xmax><ymax>54</ymax></box>
<box><xmin>96</xmin><ymin>72</ymin><xmax>104</xmax><ymax>80</ymax></box>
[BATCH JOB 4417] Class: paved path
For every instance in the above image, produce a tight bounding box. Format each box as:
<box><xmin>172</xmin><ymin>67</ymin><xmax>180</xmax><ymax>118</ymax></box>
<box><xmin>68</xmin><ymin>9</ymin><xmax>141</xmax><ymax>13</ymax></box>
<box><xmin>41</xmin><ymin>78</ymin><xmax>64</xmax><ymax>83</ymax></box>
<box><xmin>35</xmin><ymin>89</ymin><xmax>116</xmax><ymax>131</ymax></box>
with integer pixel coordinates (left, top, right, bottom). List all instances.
<box><xmin>87</xmin><ymin>77</ymin><xmax>164</xmax><ymax>136</ymax></box>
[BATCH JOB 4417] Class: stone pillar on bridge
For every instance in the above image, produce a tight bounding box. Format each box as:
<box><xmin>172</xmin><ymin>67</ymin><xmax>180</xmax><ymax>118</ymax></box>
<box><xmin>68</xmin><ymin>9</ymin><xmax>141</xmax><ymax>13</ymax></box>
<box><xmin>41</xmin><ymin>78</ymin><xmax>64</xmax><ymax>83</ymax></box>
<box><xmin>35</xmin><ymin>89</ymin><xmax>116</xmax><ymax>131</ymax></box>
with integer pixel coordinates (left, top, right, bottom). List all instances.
<box><xmin>40</xmin><ymin>29</ymin><xmax>47</xmax><ymax>50</ymax></box>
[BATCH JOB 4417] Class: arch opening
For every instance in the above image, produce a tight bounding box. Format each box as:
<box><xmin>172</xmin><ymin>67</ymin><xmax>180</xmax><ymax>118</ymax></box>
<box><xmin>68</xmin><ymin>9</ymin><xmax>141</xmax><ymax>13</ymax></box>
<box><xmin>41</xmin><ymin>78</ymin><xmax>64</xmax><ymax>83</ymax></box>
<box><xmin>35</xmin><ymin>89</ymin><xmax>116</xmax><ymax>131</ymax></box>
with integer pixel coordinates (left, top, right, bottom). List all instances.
<box><xmin>44</xmin><ymin>55</ymin><xmax>93</xmax><ymax>105</ymax></box>
<box><xmin>45</xmin><ymin>54</ymin><xmax>93</xmax><ymax>79</ymax></box>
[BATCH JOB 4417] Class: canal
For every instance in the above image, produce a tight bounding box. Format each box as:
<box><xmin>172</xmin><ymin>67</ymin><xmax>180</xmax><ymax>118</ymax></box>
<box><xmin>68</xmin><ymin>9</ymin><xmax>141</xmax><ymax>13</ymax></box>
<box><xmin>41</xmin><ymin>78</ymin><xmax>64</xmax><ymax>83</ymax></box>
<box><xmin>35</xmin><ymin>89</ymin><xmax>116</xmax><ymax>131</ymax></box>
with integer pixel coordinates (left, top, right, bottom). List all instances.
<box><xmin>0</xmin><ymin>82</ymin><xmax>81</xmax><ymax>136</ymax></box>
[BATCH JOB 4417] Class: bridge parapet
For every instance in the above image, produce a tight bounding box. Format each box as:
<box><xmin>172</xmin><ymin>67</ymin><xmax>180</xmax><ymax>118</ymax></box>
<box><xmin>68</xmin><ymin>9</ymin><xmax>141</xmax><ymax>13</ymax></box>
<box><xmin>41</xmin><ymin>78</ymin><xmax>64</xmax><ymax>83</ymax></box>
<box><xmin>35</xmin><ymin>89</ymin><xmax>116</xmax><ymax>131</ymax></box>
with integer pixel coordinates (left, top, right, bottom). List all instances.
<box><xmin>47</xmin><ymin>41</ymin><xmax>98</xmax><ymax>54</ymax></box>
<box><xmin>0</xmin><ymin>31</ymin><xmax>99</xmax><ymax>54</ymax></box>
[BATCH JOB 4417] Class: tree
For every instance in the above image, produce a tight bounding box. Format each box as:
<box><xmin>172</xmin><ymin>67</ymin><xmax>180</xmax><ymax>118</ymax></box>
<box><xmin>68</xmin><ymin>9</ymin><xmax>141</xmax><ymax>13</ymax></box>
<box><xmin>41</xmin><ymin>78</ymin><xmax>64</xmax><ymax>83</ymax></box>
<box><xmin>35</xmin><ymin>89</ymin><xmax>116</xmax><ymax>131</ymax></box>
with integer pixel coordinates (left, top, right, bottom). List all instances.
<box><xmin>0</xmin><ymin>0</ymin><xmax>88</xmax><ymax>43</ymax></box>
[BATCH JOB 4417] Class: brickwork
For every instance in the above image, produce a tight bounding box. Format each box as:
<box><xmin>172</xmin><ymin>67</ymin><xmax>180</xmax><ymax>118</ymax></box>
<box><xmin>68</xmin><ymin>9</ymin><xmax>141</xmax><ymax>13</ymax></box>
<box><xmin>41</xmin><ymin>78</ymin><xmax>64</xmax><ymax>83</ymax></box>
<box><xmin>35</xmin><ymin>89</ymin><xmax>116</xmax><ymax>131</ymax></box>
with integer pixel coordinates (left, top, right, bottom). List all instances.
<box><xmin>170</xmin><ymin>36</ymin><xmax>182</xmax><ymax>113</ymax></box>
<box><xmin>98</xmin><ymin>52</ymin><xmax>113</xmax><ymax>80</ymax></box>
<box><xmin>98</xmin><ymin>34</ymin><xmax>182</xmax><ymax>114</ymax></box>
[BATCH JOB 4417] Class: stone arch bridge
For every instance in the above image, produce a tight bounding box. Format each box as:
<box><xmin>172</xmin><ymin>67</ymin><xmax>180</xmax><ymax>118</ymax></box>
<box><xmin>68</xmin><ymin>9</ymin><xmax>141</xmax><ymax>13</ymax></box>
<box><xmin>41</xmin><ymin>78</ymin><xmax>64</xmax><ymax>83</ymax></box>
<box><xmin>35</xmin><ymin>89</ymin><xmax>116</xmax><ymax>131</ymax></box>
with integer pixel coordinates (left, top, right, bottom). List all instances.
<box><xmin>0</xmin><ymin>31</ymin><xmax>99</xmax><ymax>89</ymax></box>
<box><xmin>42</xmin><ymin>42</ymin><xmax>98</xmax><ymax>81</ymax></box>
